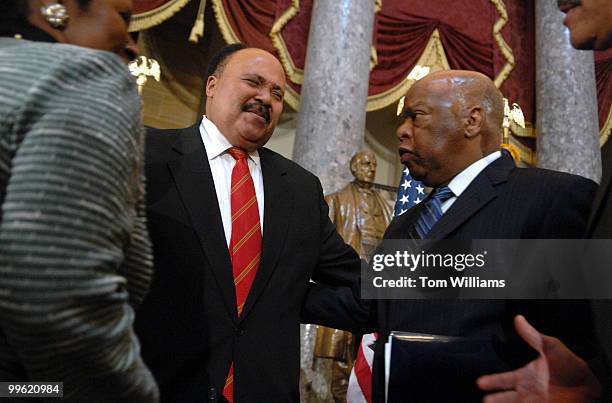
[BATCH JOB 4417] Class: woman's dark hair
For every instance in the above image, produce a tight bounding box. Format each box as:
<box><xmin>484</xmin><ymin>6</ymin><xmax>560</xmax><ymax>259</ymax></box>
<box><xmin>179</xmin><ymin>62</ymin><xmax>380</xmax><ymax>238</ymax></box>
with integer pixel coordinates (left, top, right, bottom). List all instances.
<box><xmin>0</xmin><ymin>1</ymin><xmax>29</xmax><ymax>25</ymax></box>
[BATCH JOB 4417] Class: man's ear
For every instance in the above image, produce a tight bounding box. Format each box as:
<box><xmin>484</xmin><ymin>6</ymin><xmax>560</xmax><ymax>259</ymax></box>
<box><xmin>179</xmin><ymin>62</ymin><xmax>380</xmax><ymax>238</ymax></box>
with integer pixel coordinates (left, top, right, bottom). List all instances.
<box><xmin>464</xmin><ymin>106</ymin><xmax>484</xmax><ymax>138</ymax></box>
<box><xmin>349</xmin><ymin>160</ymin><xmax>357</xmax><ymax>177</ymax></box>
<box><xmin>205</xmin><ymin>75</ymin><xmax>217</xmax><ymax>98</ymax></box>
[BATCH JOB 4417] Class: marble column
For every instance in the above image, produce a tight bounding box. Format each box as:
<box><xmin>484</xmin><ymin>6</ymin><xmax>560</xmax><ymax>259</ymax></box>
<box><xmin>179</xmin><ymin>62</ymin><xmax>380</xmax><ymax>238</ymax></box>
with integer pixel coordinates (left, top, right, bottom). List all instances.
<box><xmin>535</xmin><ymin>0</ymin><xmax>601</xmax><ymax>183</ymax></box>
<box><xmin>293</xmin><ymin>0</ymin><xmax>376</xmax><ymax>194</ymax></box>
<box><xmin>294</xmin><ymin>2</ymin><xmax>375</xmax><ymax>401</ymax></box>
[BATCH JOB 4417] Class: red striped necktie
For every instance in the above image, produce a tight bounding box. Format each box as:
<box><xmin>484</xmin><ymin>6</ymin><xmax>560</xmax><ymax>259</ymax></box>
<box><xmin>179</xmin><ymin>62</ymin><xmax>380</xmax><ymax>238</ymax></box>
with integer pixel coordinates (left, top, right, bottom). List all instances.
<box><xmin>222</xmin><ymin>147</ymin><xmax>262</xmax><ymax>403</ymax></box>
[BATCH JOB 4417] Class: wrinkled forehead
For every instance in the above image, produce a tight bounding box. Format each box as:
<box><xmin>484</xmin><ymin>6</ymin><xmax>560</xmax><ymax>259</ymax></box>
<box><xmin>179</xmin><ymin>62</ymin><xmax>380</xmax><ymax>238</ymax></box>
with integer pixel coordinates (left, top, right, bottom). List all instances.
<box><xmin>406</xmin><ymin>77</ymin><xmax>457</xmax><ymax>109</ymax></box>
<box><xmin>226</xmin><ymin>50</ymin><xmax>287</xmax><ymax>86</ymax></box>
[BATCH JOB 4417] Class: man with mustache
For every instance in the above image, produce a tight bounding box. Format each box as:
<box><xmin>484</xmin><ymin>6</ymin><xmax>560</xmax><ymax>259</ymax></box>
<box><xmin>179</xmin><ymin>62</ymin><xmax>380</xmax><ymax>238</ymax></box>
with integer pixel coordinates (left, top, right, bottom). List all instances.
<box><xmin>557</xmin><ymin>0</ymin><xmax>612</xmax><ymax>50</ymax></box>
<box><xmin>368</xmin><ymin>69</ymin><xmax>597</xmax><ymax>403</ymax></box>
<box><xmin>478</xmin><ymin>1</ymin><xmax>612</xmax><ymax>401</ymax></box>
<box><xmin>134</xmin><ymin>44</ymin><xmax>368</xmax><ymax>402</ymax></box>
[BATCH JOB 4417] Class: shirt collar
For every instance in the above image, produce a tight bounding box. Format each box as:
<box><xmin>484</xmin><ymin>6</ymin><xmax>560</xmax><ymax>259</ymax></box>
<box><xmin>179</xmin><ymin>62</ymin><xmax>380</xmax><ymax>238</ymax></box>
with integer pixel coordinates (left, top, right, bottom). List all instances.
<box><xmin>447</xmin><ymin>151</ymin><xmax>502</xmax><ymax>198</ymax></box>
<box><xmin>200</xmin><ymin>116</ymin><xmax>260</xmax><ymax>165</ymax></box>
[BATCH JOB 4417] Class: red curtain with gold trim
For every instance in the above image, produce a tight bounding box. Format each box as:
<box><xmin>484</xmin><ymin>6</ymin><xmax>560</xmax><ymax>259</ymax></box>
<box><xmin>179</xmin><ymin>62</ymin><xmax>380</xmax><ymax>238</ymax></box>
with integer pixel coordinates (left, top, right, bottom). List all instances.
<box><xmin>370</xmin><ymin>14</ymin><xmax>493</xmax><ymax>93</ymax></box>
<box><xmin>131</xmin><ymin>0</ymin><xmax>193</xmax><ymax>32</ymax></box>
<box><xmin>500</xmin><ymin>0</ymin><xmax>535</xmax><ymax>123</ymax></box>
<box><xmin>210</xmin><ymin>0</ymin><xmax>609</xmax><ymax>133</ymax></box>
<box><xmin>211</xmin><ymin>0</ymin><xmax>278</xmax><ymax>52</ymax></box>
<box><xmin>596</xmin><ymin>50</ymin><xmax>612</xmax><ymax>131</ymax></box>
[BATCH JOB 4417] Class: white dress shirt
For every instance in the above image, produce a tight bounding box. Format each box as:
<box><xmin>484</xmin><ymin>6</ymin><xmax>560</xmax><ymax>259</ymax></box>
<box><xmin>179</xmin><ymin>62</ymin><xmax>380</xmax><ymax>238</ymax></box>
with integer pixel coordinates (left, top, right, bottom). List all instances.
<box><xmin>441</xmin><ymin>151</ymin><xmax>502</xmax><ymax>213</ymax></box>
<box><xmin>199</xmin><ymin>116</ymin><xmax>265</xmax><ymax>246</ymax></box>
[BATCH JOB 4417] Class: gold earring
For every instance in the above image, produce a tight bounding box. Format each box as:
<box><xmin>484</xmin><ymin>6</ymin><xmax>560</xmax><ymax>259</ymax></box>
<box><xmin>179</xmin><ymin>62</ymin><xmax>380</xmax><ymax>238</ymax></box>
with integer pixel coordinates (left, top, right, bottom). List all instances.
<box><xmin>41</xmin><ymin>2</ymin><xmax>69</xmax><ymax>29</ymax></box>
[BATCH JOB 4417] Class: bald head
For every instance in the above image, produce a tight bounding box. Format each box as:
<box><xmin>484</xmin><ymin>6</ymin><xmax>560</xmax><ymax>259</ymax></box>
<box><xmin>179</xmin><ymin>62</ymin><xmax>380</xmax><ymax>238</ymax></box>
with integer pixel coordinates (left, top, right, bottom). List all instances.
<box><xmin>416</xmin><ymin>70</ymin><xmax>504</xmax><ymax>142</ymax></box>
<box><xmin>396</xmin><ymin>70</ymin><xmax>504</xmax><ymax>187</ymax></box>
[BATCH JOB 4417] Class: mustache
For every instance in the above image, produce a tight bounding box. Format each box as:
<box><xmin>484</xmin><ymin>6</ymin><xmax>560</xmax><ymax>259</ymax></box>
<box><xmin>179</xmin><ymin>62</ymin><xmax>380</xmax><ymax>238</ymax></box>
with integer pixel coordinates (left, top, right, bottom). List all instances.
<box><xmin>242</xmin><ymin>101</ymin><xmax>271</xmax><ymax>123</ymax></box>
<box><xmin>398</xmin><ymin>146</ymin><xmax>414</xmax><ymax>156</ymax></box>
<box><xmin>557</xmin><ymin>0</ymin><xmax>581</xmax><ymax>9</ymax></box>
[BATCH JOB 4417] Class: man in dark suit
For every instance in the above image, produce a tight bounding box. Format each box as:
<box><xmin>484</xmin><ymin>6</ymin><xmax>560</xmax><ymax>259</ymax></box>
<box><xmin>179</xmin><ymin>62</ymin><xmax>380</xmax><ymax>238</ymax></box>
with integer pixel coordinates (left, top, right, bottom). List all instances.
<box><xmin>368</xmin><ymin>70</ymin><xmax>598</xmax><ymax>402</ymax></box>
<box><xmin>478</xmin><ymin>1</ymin><xmax>612</xmax><ymax>401</ymax></box>
<box><xmin>134</xmin><ymin>44</ymin><xmax>367</xmax><ymax>402</ymax></box>
<box><xmin>561</xmin><ymin>1</ymin><xmax>612</xmax><ymax>379</ymax></box>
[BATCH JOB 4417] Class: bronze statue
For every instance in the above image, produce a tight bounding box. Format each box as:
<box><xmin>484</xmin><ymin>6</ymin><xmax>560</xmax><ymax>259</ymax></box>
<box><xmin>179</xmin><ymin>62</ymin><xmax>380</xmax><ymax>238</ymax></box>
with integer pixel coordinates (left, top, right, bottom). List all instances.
<box><xmin>325</xmin><ymin>150</ymin><xmax>394</xmax><ymax>259</ymax></box>
<box><xmin>313</xmin><ymin>150</ymin><xmax>393</xmax><ymax>402</ymax></box>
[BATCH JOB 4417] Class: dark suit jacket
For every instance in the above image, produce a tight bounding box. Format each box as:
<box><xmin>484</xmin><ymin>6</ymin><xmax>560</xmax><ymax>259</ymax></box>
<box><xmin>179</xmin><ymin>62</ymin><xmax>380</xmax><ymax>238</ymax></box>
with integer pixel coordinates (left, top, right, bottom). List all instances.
<box><xmin>134</xmin><ymin>122</ymin><xmax>367</xmax><ymax>403</ymax></box>
<box><xmin>586</xmin><ymin>140</ymin><xmax>612</xmax><ymax>397</ymax></box>
<box><xmin>371</xmin><ymin>154</ymin><xmax>598</xmax><ymax>403</ymax></box>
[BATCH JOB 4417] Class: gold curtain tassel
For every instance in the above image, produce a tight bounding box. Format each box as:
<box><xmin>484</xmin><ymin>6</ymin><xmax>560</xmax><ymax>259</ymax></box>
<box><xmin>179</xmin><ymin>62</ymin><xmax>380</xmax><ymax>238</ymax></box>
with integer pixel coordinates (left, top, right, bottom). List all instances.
<box><xmin>189</xmin><ymin>0</ymin><xmax>207</xmax><ymax>43</ymax></box>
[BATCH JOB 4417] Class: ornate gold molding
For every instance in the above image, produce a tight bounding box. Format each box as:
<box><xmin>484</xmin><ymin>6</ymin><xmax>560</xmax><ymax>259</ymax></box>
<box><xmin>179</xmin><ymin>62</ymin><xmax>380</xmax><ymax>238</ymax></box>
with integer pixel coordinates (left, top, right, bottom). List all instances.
<box><xmin>370</xmin><ymin>45</ymin><xmax>379</xmax><ymax>72</ymax></box>
<box><xmin>498</xmin><ymin>120</ymin><xmax>612</xmax><ymax>165</ymax></box>
<box><xmin>270</xmin><ymin>0</ymin><xmax>304</xmax><ymax>85</ymax></box>
<box><xmin>370</xmin><ymin>0</ymin><xmax>381</xmax><ymax>72</ymax></box>
<box><xmin>490</xmin><ymin>0</ymin><xmax>515</xmax><ymax>88</ymax></box>
<box><xmin>600</xmin><ymin>107</ymin><xmax>612</xmax><ymax>147</ymax></box>
<box><xmin>511</xmin><ymin>136</ymin><xmax>536</xmax><ymax>166</ymax></box>
<box><xmin>210</xmin><ymin>0</ymin><xmax>241</xmax><ymax>44</ymax></box>
<box><xmin>366</xmin><ymin>29</ymin><xmax>450</xmax><ymax>112</ymax></box>
<box><xmin>270</xmin><ymin>0</ymin><xmax>379</xmax><ymax>85</ymax></box>
<box><xmin>510</xmin><ymin>122</ymin><xmax>536</xmax><ymax>138</ymax></box>
<box><xmin>129</xmin><ymin>0</ymin><xmax>192</xmax><ymax>32</ymax></box>
<box><xmin>271</xmin><ymin>0</ymin><xmax>380</xmax><ymax>100</ymax></box>
<box><xmin>283</xmin><ymin>84</ymin><xmax>301</xmax><ymax>111</ymax></box>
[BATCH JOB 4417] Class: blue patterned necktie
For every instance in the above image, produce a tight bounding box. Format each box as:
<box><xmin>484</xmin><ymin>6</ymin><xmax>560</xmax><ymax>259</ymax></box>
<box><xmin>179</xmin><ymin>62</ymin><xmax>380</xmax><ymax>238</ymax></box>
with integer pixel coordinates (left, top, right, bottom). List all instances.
<box><xmin>414</xmin><ymin>185</ymin><xmax>455</xmax><ymax>238</ymax></box>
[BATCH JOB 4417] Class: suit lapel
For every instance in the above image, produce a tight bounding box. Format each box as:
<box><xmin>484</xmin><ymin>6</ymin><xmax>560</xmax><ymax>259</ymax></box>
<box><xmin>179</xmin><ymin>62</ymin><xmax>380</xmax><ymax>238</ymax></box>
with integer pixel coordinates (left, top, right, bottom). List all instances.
<box><xmin>240</xmin><ymin>148</ymin><xmax>293</xmax><ymax>321</ymax></box>
<box><xmin>167</xmin><ymin>122</ymin><xmax>237</xmax><ymax>322</ymax></box>
<box><xmin>427</xmin><ymin>154</ymin><xmax>515</xmax><ymax>239</ymax></box>
<box><xmin>588</xmin><ymin>178</ymin><xmax>612</xmax><ymax>235</ymax></box>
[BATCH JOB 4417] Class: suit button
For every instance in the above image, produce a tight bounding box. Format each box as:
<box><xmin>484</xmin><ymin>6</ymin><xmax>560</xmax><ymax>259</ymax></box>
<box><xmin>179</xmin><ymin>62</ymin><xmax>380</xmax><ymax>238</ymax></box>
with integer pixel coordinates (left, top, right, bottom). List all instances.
<box><xmin>548</xmin><ymin>279</ymin><xmax>560</xmax><ymax>293</ymax></box>
<box><xmin>208</xmin><ymin>387</ymin><xmax>217</xmax><ymax>400</ymax></box>
<box><xmin>235</xmin><ymin>327</ymin><xmax>245</xmax><ymax>336</ymax></box>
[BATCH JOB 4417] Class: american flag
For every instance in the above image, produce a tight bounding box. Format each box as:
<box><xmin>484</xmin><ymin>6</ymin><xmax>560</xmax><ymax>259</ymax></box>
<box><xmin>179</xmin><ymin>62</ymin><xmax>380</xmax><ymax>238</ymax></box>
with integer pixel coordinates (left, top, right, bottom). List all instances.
<box><xmin>394</xmin><ymin>166</ymin><xmax>426</xmax><ymax>216</ymax></box>
<box><xmin>346</xmin><ymin>166</ymin><xmax>427</xmax><ymax>403</ymax></box>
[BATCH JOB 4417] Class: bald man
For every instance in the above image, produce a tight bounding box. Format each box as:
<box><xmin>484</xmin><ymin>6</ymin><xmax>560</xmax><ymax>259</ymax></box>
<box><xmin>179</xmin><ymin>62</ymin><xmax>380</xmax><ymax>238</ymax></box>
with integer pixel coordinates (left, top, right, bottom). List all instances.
<box><xmin>562</xmin><ymin>2</ymin><xmax>612</xmax><ymax>382</ymax></box>
<box><xmin>368</xmin><ymin>70</ymin><xmax>598</xmax><ymax>403</ymax></box>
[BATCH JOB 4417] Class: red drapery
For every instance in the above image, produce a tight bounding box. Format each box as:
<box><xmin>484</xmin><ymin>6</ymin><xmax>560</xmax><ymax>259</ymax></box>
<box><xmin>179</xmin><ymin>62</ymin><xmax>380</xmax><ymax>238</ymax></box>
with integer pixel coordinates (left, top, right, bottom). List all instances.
<box><xmin>370</xmin><ymin>13</ymin><xmax>493</xmax><ymax>93</ymax></box>
<box><xmin>134</xmin><ymin>0</ymin><xmax>175</xmax><ymax>13</ymax></box>
<box><xmin>130</xmin><ymin>0</ymin><xmax>193</xmax><ymax>32</ymax></box>
<box><xmin>209</xmin><ymin>0</ymin><xmax>608</xmax><ymax>134</ymax></box>
<box><xmin>596</xmin><ymin>49</ymin><xmax>612</xmax><ymax>131</ymax></box>
<box><xmin>212</xmin><ymin>0</ymin><xmax>278</xmax><ymax>52</ymax></box>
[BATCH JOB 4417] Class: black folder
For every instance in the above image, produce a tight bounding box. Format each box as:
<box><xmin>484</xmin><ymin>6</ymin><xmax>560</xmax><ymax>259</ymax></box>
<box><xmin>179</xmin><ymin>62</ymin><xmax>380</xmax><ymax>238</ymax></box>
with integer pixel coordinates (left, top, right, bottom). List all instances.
<box><xmin>386</xmin><ymin>331</ymin><xmax>526</xmax><ymax>403</ymax></box>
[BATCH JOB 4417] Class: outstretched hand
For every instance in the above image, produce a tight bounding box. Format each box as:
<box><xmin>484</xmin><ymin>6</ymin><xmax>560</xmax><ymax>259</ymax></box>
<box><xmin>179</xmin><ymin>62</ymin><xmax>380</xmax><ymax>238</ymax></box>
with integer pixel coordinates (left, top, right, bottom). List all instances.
<box><xmin>476</xmin><ymin>315</ymin><xmax>601</xmax><ymax>403</ymax></box>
